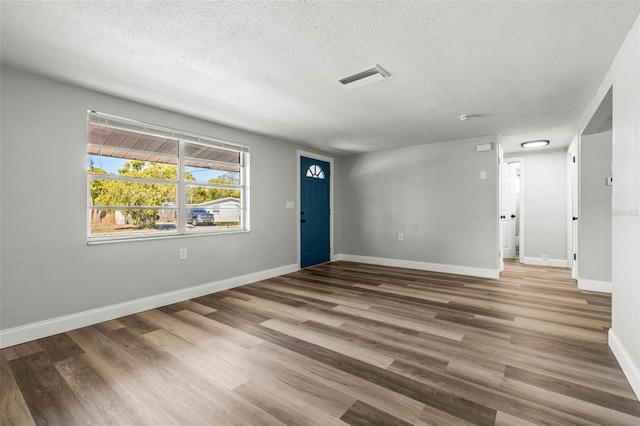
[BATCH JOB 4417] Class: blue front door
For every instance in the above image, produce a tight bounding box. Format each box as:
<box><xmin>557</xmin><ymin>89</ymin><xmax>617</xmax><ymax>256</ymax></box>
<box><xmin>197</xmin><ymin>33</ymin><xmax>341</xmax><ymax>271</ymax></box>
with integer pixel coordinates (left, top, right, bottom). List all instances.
<box><xmin>300</xmin><ymin>156</ymin><xmax>330</xmax><ymax>268</ymax></box>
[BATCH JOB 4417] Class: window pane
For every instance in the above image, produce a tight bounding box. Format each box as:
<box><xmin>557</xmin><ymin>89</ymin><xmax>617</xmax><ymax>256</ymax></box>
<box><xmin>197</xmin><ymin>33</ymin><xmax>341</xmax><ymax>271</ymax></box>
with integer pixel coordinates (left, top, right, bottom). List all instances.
<box><xmin>88</xmin><ymin>122</ymin><xmax>178</xmax><ymax>155</ymax></box>
<box><xmin>88</xmin><ymin>122</ymin><xmax>178</xmax><ymax>180</ymax></box>
<box><xmin>306</xmin><ymin>164</ymin><xmax>325</xmax><ymax>179</ymax></box>
<box><xmin>185</xmin><ymin>141</ymin><xmax>240</xmax><ymax>184</ymax></box>
<box><xmin>186</xmin><ymin>185</ymin><xmax>242</xmax><ymax>231</ymax></box>
<box><xmin>90</xmin><ymin>180</ymin><xmax>177</xmax><ymax>208</ymax></box>
<box><xmin>90</xmin><ymin>208</ymin><xmax>177</xmax><ymax>237</ymax></box>
<box><xmin>184</xmin><ymin>142</ymin><xmax>240</xmax><ymax>163</ymax></box>
<box><xmin>185</xmin><ymin>164</ymin><xmax>240</xmax><ymax>185</ymax></box>
<box><xmin>88</xmin><ymin>156</ymin><xmax>177</xmax><ymax>180</ymax></box>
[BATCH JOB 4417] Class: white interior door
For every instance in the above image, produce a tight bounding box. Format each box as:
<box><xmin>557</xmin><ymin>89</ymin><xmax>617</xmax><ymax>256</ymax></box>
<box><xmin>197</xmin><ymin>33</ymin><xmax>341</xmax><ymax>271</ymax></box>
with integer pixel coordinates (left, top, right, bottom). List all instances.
<box><xmin>501</xmin><ymin>162</ymin><xmax>518</xmax><ymax>259</ymax></box>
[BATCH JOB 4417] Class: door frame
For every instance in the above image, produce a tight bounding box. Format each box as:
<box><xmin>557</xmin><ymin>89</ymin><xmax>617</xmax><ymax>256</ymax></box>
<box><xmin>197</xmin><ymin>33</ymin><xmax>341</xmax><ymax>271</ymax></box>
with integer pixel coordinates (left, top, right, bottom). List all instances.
<box><xmin>568</xmin><ymin>139</ymin><xmax>578</xmax><ymax>278</ymax></box>
<box><xmin>498</xmin><ymin>145</ymin><xmax>504</xmax><ymax>272</ymax></box>
<box><xmin>297</xmin><ymin>150</ymin><xmax>335</xmax><ymax>269</ymax></box>
<box><xmin>507</xmin><ymin>157</ymin><xmax>525</xmax><ymax>264</ymax></box>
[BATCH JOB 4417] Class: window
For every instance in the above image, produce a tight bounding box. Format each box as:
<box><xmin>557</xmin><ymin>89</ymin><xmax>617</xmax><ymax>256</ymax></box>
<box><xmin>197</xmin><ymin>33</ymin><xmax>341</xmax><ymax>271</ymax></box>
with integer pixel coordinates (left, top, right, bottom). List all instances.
<box><xmin>306</xmin><ymin>164</ymin><xmax>325</xmax><ymax>179</ymax></box>
<box><xmin>87</xmin><ymin>111</ymin><xmax>248</xmax><ymax>242</ymax></box>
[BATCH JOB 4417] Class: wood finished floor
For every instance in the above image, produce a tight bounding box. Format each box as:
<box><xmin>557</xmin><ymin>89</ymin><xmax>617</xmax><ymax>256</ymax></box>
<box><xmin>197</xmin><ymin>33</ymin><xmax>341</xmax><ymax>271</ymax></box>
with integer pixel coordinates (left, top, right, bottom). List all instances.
<box><xmin>2</xmin><ymin>260</ymin><xmax>639</xmax><ymax>425</ymax></box>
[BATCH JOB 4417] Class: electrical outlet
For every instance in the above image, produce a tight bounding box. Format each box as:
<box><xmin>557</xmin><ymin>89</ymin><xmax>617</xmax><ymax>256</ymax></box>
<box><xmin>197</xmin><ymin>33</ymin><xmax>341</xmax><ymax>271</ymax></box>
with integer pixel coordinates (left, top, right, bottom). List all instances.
<box><xmin>413</xmin><ymin>234</ymin><xmax>419</xmax><ymax>242</ymax></box>
<box><xmin>398</xmin><ymin>233</ymin><xmax>404</xmax><ymax>241</ymax></box>
<box><xmin>179</xmin><ymin>248</ymin><xmax>187</xmax><ymax>260</ymax></box>
<box><xmin>542</xmin><ymin>254</ymin><xmax>548</xmax><ymax>261</ymax></box>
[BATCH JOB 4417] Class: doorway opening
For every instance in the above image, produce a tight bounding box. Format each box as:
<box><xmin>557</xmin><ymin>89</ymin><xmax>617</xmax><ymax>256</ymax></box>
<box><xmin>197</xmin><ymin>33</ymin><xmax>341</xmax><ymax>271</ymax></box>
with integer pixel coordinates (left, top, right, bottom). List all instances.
<box><xmin>512</xmin><ymin>162</ymin><xmax>522</xmax><ymax>258</ymax></box>
<box><xmin>575</xmin><ymin>87</ymin><xmax>612</xmax><ymax>292</ymax></box>
<box><xmin>501</xmin><ymin>157</ymin><xmax>524</xmax><ymax>263</ymax></box>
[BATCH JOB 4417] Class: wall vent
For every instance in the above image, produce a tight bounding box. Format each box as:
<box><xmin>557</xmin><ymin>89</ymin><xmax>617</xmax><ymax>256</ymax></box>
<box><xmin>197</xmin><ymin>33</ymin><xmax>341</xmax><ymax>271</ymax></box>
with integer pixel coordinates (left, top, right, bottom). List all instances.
<box><xmin>338</xmin><ymin>65</ymin><xmax>390</xmax><ymax>89</ymax></box>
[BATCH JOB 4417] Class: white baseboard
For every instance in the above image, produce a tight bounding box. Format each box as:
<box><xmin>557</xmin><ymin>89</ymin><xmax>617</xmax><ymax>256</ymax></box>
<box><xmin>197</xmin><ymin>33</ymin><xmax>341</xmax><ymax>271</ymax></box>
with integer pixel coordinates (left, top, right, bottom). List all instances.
<box><xmin>577</xmin><ymin>278</ymin><xmax>612</xmax><ymax>293</ymax></box>
<box><xmin>0</xmin><ymin>263</ymin><xmax>298</xmax><ymax>349</ymax></box>
<box><xmin>522</xmin><ymin>256</ymin><xmax>568</xmax><ymax>268</ymax></box>
<box><xmin>335</xmin><ymin>254</ymin><xmax>499</xmax><ymax>279</ymax></box>
<box><xmin>609</xmin><ymin>329</ymin><xmax>640</xmax><ymax>401</ymax></box>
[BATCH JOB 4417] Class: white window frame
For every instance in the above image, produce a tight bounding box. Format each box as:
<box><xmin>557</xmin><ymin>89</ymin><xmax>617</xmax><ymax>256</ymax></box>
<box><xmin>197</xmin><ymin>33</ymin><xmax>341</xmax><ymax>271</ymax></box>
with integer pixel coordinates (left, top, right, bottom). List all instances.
<box><xmin>87</xmin><ymin>111</ymin><xmax>249</xmax><ymax>244</ymax></box>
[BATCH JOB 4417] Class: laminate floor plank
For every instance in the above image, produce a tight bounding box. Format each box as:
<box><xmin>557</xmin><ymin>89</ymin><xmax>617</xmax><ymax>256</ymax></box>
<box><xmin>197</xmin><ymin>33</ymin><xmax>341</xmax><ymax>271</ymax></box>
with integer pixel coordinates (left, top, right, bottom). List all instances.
<box><xmin>233</xmin><ymin>378</ymin><xmax>347</xmax><ymax>426</ymax></box>
<box><xmin>2</xmin><ymin>340</ymin><xmax>42</xmax><ymax>362</ymax></box>
<box><xmin>415</xmin><ymin>404</ymin><xmax>478</xmax><ymax>426</ymax></box>
<box><xmin>336</xmin><ymin>320</ymin><xmax>451</xmax><ymax>370</ymax></box>
<box><xmin>264</xmin><ymin>277</ymin><xmax>374</xmax><ymax>309</ymax></box>
<box><xmin>493</xmin><ymin>411</ymin><xmax>540</xmax><ymax>426</ymax></box>
<box><xmin>246</xmin><ymin>320</ymin><xmax>498</xmax><ymax>425</ymax></box>
<box><xmin>259</xmin><ymin>318</ymin><xmax>396</xmax><ymax>369</ymax></box>
<box><xmin>2</xmin><ymin>260</ymin><xmax>639</xmax><ymax>425</ymax></box>
<box><xmin>245</xmin><ymin>341</ymin><xmax>427</xmax><ymax>424</ymax></box>
<box><xmin>105</xmin><ymin>327</ymin><xmax>282</xmax><ymax>425</ymax></box>
<box><xmin>115</xmin><ymin>313</ymin><xmax>159</xmax><ymax>335</ymax></box>
<box><xmin>88</xmin><ymin>328</ymin><xmax>269</xmax><ymax>424</ymax></box>
<box><xmin>332</xmin><ymin>304</ymin><xmax>464</xmax><ymax>341</ymax></box>
<box><xmin>229</xmin><ymin>344</ymin><xmax>358</xmax><ymax>419</ymax></box>
<box><xmin>504</xmin><ymin>365</ymin><xmax>640</xmax><ymax>417</ymax></box>
<box><xmin>240</xmin><ymin>281</ymin><xmax>340</xmax><ymax>307</ymax></box>
<box><xmin>246</xmin><ymin>295</ymin><xmax>347</xmax><ymax>327</ymax></box>
<box><xmin>0</xmin><ymin>352</ymin><xmax>36</xmax><ymax>426</ymax></box>
<box><xmin>54</xmin><ymin>353</ymin><xmax>141</xmax><ymax>425</ymax></box>
<box><xmin>172</xmin><ymin>308</ymin><xmax>264</xmax><ymax>349</ymax></box>
<box><xmin>7</xmin><ymin>351</ymin><xmax>93</xmax><ymax>425</ymax></box>
<box><xmin>388</xmin><ymin>358</ymin><xmax>600</xmax><ymax>426</ymax></box>
<box><xmin>142</xmin><ymin>329</ymin><xmax>251</xmax><ymax>390</ymax></box>
<box><xmin>136</xmin><ymin>309</ymin><xmax>218</xmax><ymax>347</ymax></box>
<box><xmin>498</xmin><ymin>376</ymin><xmax>640</xmax><ymax>426</ymax></box>
<box><xmin>340</xmin><ymin>399</ymin><xmax>413</xmax><ymax>426</ymax></box>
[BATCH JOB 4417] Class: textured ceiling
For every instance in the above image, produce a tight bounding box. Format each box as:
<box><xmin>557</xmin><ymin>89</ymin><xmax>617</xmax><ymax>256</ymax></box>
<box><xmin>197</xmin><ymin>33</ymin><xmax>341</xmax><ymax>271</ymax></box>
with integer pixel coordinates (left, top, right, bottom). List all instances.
<box><xmin>2</xmin><ymin>1</ymin><xmax>639</xmax><ymax>154</ymax></box>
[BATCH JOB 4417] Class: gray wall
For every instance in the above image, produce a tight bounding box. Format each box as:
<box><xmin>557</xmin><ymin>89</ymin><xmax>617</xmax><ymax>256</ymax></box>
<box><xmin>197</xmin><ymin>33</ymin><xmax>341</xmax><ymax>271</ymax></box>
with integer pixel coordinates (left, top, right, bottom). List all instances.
<box><xmin>0</xmin><ymin>66</ymin><xmax>338</xmax><ymax>330</ymax></box>
<box><xmin>608</xmin><ymin>15</ymin><xmax>640</xmax><ymax>375</ymax></box>
<box><xmin>579</xmin><ymin>131</ymin><xmax>612</xmax><ymax>283</ymax></box>
<box><xmin>339</xmin><ymin>137</ymin><xmax>499</xmax><ymax>272</ymax></box>
<box><xmin>577</xmin><ymin>13</ymin><xmax>640</xmax><ymax>395</ymax></box>
<box><xmin>505</xmin><ymin>149</ymin><xmax>567</xmax><ymax>262</ymax></box>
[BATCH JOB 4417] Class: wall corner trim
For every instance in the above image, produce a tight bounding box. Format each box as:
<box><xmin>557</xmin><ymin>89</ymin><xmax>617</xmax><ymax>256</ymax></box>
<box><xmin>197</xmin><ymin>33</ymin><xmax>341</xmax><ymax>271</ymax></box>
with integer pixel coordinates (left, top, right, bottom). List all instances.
<box><xmin>336</xmin><ymin>254</ymin><xmax>499</xmax><ymax>279</ymax></box>
<box><xmin>577</xmin><ymin>278</ymin><xmax>613</xmax><ymax>293</ymax></box>
<box><xmin>0</xmin><ymin>263</ymin><xmax>299</xmax><ymax>349</ymax></box>
<box><xmin>609</xmin><ymin>329</ymin><xmax>640</xmax><ymax>401</ymax></box>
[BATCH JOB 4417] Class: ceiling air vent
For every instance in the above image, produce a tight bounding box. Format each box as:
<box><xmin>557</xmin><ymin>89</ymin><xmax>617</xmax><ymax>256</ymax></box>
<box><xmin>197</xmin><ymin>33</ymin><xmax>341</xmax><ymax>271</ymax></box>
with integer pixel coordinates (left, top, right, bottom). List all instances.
<box><xmin>338</xmin><ymin>65</ymin><xmax>390</xmax><ymax>90</ymax></box>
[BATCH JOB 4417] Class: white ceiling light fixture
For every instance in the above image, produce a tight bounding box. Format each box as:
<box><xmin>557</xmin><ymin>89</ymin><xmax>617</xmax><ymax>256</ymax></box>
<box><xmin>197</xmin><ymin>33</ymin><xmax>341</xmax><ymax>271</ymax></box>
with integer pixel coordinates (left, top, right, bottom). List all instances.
<box><xmin>521</xmin><ymin>140</ymin><xmax>550</xmax><ymax>148</ymax></box>
<box><xmin>459</xmin><ymin>115</ymin><xmax>471</xmax><ymax>121</ymax></box>
<box><xmin>338</xmin><ymin>65</ymin><xmax>390</xmax><ymax>90</ymax></box>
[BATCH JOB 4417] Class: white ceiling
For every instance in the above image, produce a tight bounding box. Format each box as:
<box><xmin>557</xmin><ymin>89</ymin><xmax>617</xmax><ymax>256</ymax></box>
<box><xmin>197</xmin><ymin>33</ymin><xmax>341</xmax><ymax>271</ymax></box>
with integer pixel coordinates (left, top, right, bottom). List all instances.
<box><xmin>2</xmin><ymin>1</ymin><xmax>639</xmax><ymax>155</ymax></box>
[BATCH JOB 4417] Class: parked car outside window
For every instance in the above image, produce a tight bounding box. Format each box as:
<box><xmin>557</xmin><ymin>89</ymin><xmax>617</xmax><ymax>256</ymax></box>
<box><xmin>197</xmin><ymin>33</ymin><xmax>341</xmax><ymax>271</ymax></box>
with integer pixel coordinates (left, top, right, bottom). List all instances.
<box><xmin>187</xmin><ymin>209</ymin><xmax>215</xmax><ymax>226</ymax></box>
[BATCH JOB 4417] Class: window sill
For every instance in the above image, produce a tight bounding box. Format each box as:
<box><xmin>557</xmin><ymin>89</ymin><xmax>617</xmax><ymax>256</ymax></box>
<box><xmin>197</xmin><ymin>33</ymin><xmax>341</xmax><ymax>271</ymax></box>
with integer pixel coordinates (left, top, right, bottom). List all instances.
<box><xmin>87</xmin><ymin>228</ymin><xmax>250</xmax><ymax>245</ymax></box>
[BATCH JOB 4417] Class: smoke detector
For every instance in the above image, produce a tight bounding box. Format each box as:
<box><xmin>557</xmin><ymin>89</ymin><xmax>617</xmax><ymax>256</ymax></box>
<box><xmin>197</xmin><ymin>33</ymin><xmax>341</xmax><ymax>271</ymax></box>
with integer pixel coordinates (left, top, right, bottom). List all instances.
<box><xmin>338</xmin><ymin>65</ymin><xmax>390</xmax><ymax>90</ymax></box>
